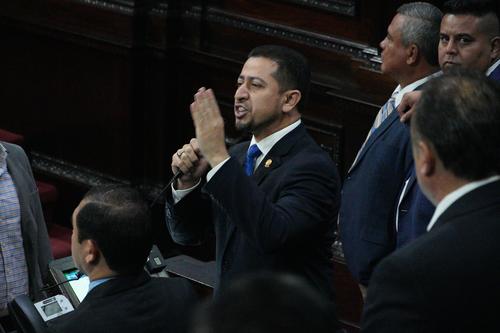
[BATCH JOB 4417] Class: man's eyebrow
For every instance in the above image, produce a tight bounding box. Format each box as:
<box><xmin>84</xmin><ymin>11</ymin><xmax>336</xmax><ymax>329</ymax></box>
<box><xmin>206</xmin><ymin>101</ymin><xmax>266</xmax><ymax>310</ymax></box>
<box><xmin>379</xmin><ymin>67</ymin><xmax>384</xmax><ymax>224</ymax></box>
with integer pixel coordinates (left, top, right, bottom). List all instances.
<box><xmin>238</xmin><ymin>75</ymin><xmax>267</xmax><ymax>84</ymax></box>
<box><xmin>456</xmin><ymin>33</ymin><xmax>474</xmax><ymax>39</ymax></box>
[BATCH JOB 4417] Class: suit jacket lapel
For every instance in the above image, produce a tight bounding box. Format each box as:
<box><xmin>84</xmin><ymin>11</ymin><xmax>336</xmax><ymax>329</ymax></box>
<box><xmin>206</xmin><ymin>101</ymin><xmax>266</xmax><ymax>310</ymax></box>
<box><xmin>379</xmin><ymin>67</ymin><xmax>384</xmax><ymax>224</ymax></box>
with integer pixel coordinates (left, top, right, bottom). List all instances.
<box><xmin>401</xmin><ymin>168</ymin><xmax>417</xmax><ymax>201</ymax></box>
<box><xmin>488</xmin><ymin>65</ymin><xmax>500</xmax><ymax>82</ymax></box>
<box><xmin>253</xmin><ymin>124</ymin><xmax>305</xmax><ymax>184</ymax></box>
<box><xmin>350</xmin><ymin>111</ymin><xmax>401</xmax><ymax>172</ymax></box>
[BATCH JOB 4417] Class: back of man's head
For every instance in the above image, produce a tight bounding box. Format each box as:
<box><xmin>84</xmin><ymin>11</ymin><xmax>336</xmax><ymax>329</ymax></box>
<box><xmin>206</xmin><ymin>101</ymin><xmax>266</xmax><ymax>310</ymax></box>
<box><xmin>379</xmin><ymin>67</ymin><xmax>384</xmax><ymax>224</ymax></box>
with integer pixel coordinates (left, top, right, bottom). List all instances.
<box><xmin>412</xmin><ymin>69</ymin><xmax>500</xmax><ymax>180</ymax></box>
<box><xmin>397</xmin><ymin>2</ymin><xmax>443</xmax><ymax>67</ymax></box>
<box><xmin>248</xmin><ymin>45</ymin><xmax>310</xmax><ymax>111</ymax></box>
<box><xmin>76</xmin><ymin>184</ymin><xmax>153</xmax><ymax>275</ymax></box>
<box><xmin>190</xmin><ymin>273</ymin><xmax>336</xmax><ymax>333</ymax></box>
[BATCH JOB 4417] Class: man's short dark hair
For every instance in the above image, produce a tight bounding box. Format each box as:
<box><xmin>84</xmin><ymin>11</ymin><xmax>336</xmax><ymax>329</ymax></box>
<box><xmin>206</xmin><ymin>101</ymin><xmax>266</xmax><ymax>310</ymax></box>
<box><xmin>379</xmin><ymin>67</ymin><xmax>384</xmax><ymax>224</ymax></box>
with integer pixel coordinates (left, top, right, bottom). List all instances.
<box><xmin>397</xmin><ymin>2</ymin><xmax>443</xmax><ymax>67</ymax></box>
<box><xmin>248</xmin><ymin>45</ymin><xmax>310</xmax><ymax>111</ymax></box>
<box><xmin>190</xmin><ymin>272</ymin><xmax>337</xmax><ymax>333</ymax></box>
<box><xmin>443</xmin><ymin>0</ymin><xmax>499</xmax><ymax>19</ymax></box>
<box><xmin>76</xmin><ymin>184</ymin><xmax>153</xmax><ymax>275</ymax></box>
<box><xmin>412</xmin><ymin>69</ymin><xmax>500</xmax><ymax>180</ymax></box>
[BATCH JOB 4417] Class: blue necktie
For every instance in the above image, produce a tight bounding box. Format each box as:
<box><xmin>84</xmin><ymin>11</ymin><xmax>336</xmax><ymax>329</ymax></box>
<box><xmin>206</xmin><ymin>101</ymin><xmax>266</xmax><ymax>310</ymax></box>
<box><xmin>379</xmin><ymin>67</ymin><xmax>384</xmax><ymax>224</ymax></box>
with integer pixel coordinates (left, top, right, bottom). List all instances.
<box><xmin>245</xmin><ymin>144</ymin><xmax>262</xmax><ymax>176</ymax></box>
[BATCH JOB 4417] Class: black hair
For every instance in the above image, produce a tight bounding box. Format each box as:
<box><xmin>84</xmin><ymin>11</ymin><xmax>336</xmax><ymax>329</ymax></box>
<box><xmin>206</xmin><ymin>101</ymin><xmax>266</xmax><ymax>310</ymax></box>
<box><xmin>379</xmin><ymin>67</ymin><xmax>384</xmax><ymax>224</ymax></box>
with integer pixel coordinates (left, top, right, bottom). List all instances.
<box><xmin>248</xmin><ymin>45</ymin><xmax>311</xmax><ymax>111</ymax></box>
<box><xmin>443</xmin><ymin>0</ymin><xmax>499</xmax><ymax>19</ymax></box>
<box><xmin>76</xmin><ymin>184</ymin><xmax>153</xmax><ymax>275</ymax></box>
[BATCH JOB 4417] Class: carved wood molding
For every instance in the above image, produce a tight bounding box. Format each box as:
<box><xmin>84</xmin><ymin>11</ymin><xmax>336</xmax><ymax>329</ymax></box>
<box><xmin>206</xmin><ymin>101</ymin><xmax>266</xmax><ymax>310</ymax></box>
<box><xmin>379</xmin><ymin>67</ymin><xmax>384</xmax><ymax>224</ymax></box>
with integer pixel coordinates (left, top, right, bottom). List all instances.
<box><xmin>183</xmin><ymin>6</ymin><xmax>380</xmax><ymax>70</ymax></box>
<box><xmin>31</xmin><ymin>151</ymin><xmax>129</xmax><ymax>187</ymax></box>
<box><xmin>280</xmin><ymin>0</ymin><xmax>357</xmax><ymax>16</ymax></box>
<box><xmin>31</xmin><ymin>151</ymin><xmax>171</xmax><ymax>200</ymax></box>
<box><xmin>69</xmin><ymin>0</ymin><xmax>135</xmax><ymax>14</ymax></box>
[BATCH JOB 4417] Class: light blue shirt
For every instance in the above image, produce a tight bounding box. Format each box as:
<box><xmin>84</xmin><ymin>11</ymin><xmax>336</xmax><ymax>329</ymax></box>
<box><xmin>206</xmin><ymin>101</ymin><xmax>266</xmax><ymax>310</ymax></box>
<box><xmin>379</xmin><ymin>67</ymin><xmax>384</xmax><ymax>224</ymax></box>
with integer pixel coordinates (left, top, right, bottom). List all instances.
<box><xmin>88</xmin><ymin>277</ymin><xmax>114</xmax><ymax>293</ymax></box>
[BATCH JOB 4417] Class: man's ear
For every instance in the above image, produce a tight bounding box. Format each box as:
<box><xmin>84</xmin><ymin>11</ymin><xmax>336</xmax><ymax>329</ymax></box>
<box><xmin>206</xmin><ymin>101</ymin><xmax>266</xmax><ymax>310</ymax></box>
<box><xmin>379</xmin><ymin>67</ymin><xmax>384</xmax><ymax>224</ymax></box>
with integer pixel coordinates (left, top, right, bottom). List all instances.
<box><xmin>416</xmin><ymin>140</ymin><xmax>436</xmax><ymax>177</ymax></box>
<box><xmin>490</xmin><ymin>36</ymin><xmax>500</xmax><ymax>60</ymax></box>
<box><xmin>282</xmin><ymin>90</ymin><xmax>301</xmax><ymax>113</ymax></box>
<box><xmin>406</xmin><ymin>44</ymin><xmax>419</xmax><ymax>65</ymax></box>
<box><xmin>82</xmin><ymin>239</ymin><xmax>100</xmax><ymax>265</ymax></box>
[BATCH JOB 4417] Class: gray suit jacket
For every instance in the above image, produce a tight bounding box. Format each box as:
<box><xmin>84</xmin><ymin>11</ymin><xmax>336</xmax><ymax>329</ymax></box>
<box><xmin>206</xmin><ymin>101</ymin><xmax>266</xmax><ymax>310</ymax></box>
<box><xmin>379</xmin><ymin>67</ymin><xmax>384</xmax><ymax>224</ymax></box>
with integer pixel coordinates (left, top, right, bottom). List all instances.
<box><xmin>3</xmin><ymin>142</ymin><xmax>52</xmax><ymax>301</ymax></box>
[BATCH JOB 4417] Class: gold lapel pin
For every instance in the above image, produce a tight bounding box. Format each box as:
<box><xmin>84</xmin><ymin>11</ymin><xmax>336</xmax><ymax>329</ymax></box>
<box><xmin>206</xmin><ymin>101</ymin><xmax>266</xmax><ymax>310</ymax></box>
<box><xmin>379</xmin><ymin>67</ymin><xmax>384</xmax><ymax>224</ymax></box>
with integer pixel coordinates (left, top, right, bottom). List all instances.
<box><xmin>264</xmin><ymin>159</ymin><xmax>273</xmax><ymax>168</ymax></box>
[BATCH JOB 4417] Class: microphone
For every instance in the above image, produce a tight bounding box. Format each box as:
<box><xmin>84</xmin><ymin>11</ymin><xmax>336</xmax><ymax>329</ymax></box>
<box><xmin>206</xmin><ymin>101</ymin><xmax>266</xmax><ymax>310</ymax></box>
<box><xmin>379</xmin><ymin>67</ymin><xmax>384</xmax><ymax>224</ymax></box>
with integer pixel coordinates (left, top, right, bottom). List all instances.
<box><xmin>149</xmin><ymin>170</ymin><xmax>183</xmax><ymax>208</ymax></box>
<box><xmin>40</xmin><ymin>272</ymin><xmax>84</xmax><ymax>292</ymax></box>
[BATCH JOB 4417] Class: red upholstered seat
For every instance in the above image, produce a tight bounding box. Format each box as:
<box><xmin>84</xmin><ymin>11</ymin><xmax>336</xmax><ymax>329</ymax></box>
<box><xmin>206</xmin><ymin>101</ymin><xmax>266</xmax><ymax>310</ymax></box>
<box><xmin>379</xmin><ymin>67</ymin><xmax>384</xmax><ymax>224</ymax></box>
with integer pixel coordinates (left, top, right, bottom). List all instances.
<box><xmin>35</xmin><ymin>181</ymin><xmax>72</xmax><ymax>259</ymax></box>
<box><xmin>47</xmin><ymin>223</ymin><xmax>72</xmax><ymax>259</ymax></box>
<box><xmin>0</xmin><ymin>128</ymin><xmax>24</xmax><ymax>145</ymax></box>
<box><xmin>35</xmin><ymin>180</ymin><xmax>59</xmax><ymax>205</ymax></box>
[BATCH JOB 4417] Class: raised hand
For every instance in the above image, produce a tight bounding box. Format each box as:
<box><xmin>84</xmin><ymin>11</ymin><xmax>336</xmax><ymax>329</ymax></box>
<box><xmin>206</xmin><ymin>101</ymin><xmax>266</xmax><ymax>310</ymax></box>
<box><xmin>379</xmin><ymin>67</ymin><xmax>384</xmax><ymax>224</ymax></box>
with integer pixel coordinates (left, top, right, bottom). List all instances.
<box><xmin>190</xmin><ymin>88</ymin><xmax>229</xmax><ymax>167</ymax></box>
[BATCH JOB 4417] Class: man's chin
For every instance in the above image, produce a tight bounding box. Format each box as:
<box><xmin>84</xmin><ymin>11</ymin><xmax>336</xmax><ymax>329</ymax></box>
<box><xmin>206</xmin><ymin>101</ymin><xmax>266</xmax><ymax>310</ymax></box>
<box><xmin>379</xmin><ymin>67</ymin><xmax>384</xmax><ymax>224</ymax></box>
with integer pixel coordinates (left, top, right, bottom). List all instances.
<box><xmin>235</xmin><ymin>121</ymin><xmax>251</xmax><ymax>132</ymax></box>
<box><xmin>441</xmin><ymin>62</ymin><xmax>460</xmax><ymax>72</ymax></box>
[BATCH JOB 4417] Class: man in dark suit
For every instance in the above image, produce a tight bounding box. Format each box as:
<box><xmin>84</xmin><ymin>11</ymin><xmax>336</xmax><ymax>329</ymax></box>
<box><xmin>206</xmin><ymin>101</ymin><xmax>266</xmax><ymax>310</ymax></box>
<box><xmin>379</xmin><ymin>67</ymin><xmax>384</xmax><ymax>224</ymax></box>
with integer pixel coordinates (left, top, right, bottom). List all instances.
<box><xmin>362</xmin><ymin>70</ymin><xmax>500</xmax><ymax>332</ymax></box>
<box><xmin>0</xmin><ymin>142</ymin><xmax>52</xmax><ymax>317</ymax></box>
<box><xmin>48</xmin><ymin>185</ymin><xmax>197</xmax><ymax>333</ymax></box>
<box><xmin>396</xmin><ymin>0</ymin><xmax>500</xmax><ymax>249</ymax></box>
<box><xmin>166</xmin><ymin>45</ymin><xmax>340</xmax><ymax>306</ymax></box>
<box><xmin>338</xmin><ymin>3</ymin><xmax>442</xmax><ymax>292</ymax></box>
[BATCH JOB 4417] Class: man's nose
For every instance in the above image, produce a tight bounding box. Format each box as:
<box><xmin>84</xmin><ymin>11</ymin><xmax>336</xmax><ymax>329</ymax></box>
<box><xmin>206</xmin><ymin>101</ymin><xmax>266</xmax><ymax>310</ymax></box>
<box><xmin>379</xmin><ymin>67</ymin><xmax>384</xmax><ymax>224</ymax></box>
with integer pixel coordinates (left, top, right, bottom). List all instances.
<box><xmin>235</xmin><ymin>84</ymin><xmax>249</xmax><ymax>102</ymax></box>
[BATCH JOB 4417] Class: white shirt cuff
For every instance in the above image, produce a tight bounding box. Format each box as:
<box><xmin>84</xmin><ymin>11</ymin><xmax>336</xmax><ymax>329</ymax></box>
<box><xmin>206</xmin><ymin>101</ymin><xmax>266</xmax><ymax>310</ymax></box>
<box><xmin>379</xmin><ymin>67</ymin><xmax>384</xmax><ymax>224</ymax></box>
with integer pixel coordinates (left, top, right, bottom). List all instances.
<box><xmin>171</xmin><ymin>179</ymin><xmax>201</xmax><ymax>204</ymax></box>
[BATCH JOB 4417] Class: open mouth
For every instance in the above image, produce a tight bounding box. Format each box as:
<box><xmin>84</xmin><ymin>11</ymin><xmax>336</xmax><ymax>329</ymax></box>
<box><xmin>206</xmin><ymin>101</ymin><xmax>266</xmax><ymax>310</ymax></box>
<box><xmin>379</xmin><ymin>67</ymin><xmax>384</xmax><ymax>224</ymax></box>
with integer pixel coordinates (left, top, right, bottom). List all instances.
<box><xmin>234</xmin><ymin>105</ymin><xmax>248</xmax><ymax>119</ymax></box>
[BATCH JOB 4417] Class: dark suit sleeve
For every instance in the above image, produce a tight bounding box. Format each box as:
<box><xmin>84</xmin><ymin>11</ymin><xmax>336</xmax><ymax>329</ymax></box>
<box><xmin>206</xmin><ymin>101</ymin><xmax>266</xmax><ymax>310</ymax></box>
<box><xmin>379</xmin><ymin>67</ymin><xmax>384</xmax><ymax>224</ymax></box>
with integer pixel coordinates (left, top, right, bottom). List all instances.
<box><xmin>203</xmin><ymin>154</ymin><xmax>339</xmax><ymax>253</ymax></box>
<box><xmin>165</xmin><ymin>184</ymin><xmax>213</xmax><ymax>246</ymax></box>
<box><xmin>361</xmin><ymin>255</ymin><xmax>428</xmax><ymax>333</ymax></box>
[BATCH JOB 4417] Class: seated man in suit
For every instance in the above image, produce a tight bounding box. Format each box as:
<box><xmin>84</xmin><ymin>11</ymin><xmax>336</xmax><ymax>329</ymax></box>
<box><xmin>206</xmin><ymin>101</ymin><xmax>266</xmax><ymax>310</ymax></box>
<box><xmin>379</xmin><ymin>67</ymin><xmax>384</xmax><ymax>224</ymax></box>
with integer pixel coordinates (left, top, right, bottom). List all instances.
<box><xmin>395</xmin><ymin>0</ymin><xmax>500</xmax><ymax>248</ymax></box>
<box><xmin>48</xmin><ymin>185</ymin><xmax>198</xmax><ymax>333</ymax></box>
<box><xmin>362</xmin><ymin>70</ymin><xmax>500</xmax><ymax>332</ymax></box>
<box><xmin>0</xmin><ymin>142</ymin><xmax>52</xmax><ymax>320</ymax></box>
<box><xmin>339</xmin><ymin>2</ymin><xmax>442</xmax><ymax>293</ymax></box>
<box><xmin>166</xmin><ymin>45</ymin><xmax>340</xmax><ymax>313</ymax></box>
<box><xmin>190</xmin><ymin>272</ymin><xmax>337</xmax><ymax>333</ymax></box>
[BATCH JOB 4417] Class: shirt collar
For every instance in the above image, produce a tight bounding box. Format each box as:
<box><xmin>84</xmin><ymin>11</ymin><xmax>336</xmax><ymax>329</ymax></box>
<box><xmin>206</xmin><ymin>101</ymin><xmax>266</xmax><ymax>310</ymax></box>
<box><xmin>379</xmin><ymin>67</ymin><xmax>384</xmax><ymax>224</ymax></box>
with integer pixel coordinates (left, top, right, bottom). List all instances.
<box><xmin>250</xmin><ymin>119</ymin><xmax>301</xmax><ymax>158</ymax></box>
<box><xmin>486</xmin><ymin>58</ymin><xmax>500</xmax><ymax>77</ymax></box>
<box><xmin>393</xmin><ymin>71</ymin><xmax>442</xmax><ymax>107</ymax></box>
<box><xmin>427</xmin><ymin>175</ymin><xmax>500</xmax><ymax>231</ymax></box>
<box><xmin>88</xmin><ymin>277</ymin><xmax>114</xmax><ymax>292</ymax></box>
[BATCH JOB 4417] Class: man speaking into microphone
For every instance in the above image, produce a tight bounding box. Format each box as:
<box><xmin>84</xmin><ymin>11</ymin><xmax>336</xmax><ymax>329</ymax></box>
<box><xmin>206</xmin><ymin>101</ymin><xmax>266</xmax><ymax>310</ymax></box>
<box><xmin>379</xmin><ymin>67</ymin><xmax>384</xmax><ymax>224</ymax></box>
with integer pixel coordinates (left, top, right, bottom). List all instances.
<box><xmin>165</xmin><ymin>45</ymin><xmax>340</xmax><ymax>309</ymax></box>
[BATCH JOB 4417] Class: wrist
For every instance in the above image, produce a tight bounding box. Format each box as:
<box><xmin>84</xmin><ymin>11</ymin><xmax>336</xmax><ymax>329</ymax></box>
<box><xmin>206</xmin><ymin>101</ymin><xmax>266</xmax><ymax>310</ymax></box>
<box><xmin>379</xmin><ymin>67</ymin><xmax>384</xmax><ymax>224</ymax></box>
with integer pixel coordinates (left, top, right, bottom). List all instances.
<box><xmin>207</xmin><ymin>152</ymin><xmax>230</xmax><ymax>168</ymax></box>
<box><xmin>176</xmin><ymin>178</ymin><xmax>200</xmax><ymax>190</ymax></box>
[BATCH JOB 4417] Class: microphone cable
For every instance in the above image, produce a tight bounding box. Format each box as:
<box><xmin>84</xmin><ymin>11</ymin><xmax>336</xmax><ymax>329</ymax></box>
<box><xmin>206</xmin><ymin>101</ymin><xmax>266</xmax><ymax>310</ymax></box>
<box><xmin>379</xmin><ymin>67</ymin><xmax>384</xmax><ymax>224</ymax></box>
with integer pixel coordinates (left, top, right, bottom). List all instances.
<box><xmin>149</xmin><ymin>170</ymin><xmax>182</xmax><ymax>208</ymax></box>
<box><xmin>39</xmin><ymin>271</ymin><xmax>84</xmax><ymax>293</ymax></box>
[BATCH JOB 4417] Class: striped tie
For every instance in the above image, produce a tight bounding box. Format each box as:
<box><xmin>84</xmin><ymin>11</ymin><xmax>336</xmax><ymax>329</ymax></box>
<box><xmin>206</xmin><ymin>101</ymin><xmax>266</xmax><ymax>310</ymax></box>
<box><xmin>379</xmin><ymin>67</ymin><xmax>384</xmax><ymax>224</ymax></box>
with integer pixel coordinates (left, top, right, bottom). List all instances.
<box><xmin>350</xmin><ymin>93</ymin><xmax>397</xmax><ymax>169</ymax></box>
<box><xmin>370</xmin><ymin>95</ymin><xmax>396</xmax><ymax>134</ymax></box>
